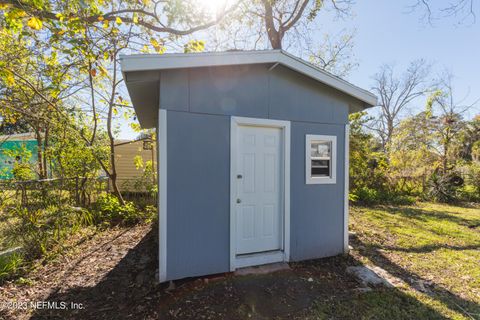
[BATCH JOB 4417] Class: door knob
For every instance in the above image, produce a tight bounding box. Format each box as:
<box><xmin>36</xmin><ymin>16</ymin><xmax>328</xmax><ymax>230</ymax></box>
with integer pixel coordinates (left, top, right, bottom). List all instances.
<box><xmin>236</xmin><ymin>199</ymin><xmax>242</xmax><ymax>204</ymax></box>
<box><xmin>237</xmin><ymin>174</ymin><xmax>243</xmax><ymax>179</ymax></box>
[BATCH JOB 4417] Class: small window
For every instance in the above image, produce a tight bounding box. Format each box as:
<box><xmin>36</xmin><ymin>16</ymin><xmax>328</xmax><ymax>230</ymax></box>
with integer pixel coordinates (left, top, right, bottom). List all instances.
<box><xmin>306</xmin><ymin>134</ymin><xmax>337</xmax><ymax>184</ymax></box>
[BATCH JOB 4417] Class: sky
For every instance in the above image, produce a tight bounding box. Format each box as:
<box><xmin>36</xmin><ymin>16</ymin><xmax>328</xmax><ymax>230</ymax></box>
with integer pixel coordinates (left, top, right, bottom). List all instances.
<box><xmin>117</xmin><ymin>0</ymin><xmax>480</xmax><ymax>139</ymax></box>
<box><xmin>342</xmin><ymin>1</ymin><xmax>480</xmax><ymax>118</ymax></box>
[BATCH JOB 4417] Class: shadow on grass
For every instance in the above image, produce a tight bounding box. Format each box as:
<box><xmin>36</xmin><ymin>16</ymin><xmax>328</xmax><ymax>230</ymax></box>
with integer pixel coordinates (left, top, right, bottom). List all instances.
<box><xmin>379</xmin><ymin>243</ymin><xmax>480</xmax><ymax>254</ymax></box>
<box><xmin>351</xmin><ymin>236</ymin><xmax>480</xmax><ymax>319</ymax></box>
<box><xmin>378</xmin><ymin>205</ymin><xmax>480</xmax><ymax>229</ymax></box>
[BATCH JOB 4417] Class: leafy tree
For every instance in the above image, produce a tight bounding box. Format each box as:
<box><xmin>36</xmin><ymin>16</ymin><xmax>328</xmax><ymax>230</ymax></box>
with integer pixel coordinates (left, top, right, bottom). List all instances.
<box><xmin>0</xmin><ymin>0</ymin><xmax>238</xmax><ymax>35</ymax></box>
<box><xmin>0</xmin><ymin>0</ymin><xmax>243</xmax><ymax>203</ymax></box>
<box><xmin>389</xmin><ymin>111</ymin><xmax>438</xmax><ymax>195</ymax></box>
<box><xmin>0</xmin><ymin>118</ymin><xmax>30</xmax><ymax>135</ymax></box>
<box><xmin>453</xmin><ymin>115</ymin><xmax>480</xmax><ymax>161</ymax></box>
<box><xmin>349</xmin><ymin>112</ymin><xmax>389</xmax><ymax>203</ymax></box>
<box><xmin>0</xmin><ymin>29</ymin><xmax>75</xmax><ymax>179</ymax></box>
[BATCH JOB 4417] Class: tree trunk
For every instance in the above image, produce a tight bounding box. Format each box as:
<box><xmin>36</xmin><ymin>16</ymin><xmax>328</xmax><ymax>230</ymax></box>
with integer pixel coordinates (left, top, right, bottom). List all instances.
<box><xmin>106</xmin><ymin>45</ymin><xmax>125</xmax><ymax>205</ymax></box>
<box><xmin>385</xmin><ymin>118</ymin><xmax>394</xmax><ymax>153</ymax></box>
<box><xmin>34</xmin><ymin>128</ymin><xmax>46</xmax><ymax>179</ymax></box>
<box><xmin>108</xmin><ymin>137</ymin><xmax>124</xmax><ymax>204</ymax></box>
<box><xmin>43</xmin><ymin>125</ymin><xmax>49</xmax><ymax>178</ymax></box>
<box><xmin>263</xmin><ymin>0</ymin><xmax>283</xmax><ymax>49</ymax></box>
<box><xmin>442</xmin><ymin>143</ymin><xmax>449</xmax><ymax>174</ymax></box>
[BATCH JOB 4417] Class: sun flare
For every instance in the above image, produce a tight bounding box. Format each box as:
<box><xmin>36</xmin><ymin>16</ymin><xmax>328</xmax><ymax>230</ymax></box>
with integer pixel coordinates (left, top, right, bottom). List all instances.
<box><xmin>194</xmin><ymin>0</ymin><xmax>228</xmax><ymax>14</ymax></box>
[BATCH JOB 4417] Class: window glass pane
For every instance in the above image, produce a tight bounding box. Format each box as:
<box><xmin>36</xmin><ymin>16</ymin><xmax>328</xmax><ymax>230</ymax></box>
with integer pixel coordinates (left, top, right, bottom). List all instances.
<box><xmin>311</xmin><ymin>141</ymin><xmax>331</xmax><ymax>177</ymax></box>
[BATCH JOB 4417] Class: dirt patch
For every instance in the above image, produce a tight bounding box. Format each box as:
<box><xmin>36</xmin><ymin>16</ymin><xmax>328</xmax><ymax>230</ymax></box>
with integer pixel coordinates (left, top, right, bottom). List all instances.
<box><xmin>0</xmin><ymin>224</ymin><xmax>157</xmax><ymax>320</ymax></box>
<box><xmin>0</xmin><ymin>222</ymin><xmax>365</xmax><ymax>320</ymax></box>
<box><xmin>158</xmin><ymin>256</ymin><xmax>360</xmax><ymax>320</ymax></box>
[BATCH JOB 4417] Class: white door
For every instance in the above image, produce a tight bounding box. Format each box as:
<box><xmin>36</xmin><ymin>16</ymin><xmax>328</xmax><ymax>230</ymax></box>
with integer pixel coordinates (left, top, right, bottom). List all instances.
<box><xmin>235</xmin><ymin>125</ymin><xmax>283</xmax><ymax>255</ymax></box>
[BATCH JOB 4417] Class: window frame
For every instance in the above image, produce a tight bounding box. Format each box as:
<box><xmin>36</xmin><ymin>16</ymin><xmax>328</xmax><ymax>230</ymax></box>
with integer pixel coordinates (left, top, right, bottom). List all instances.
<box><xmin>305</xmin><ymin>134</ymin><xmax>337</xmax><ymax>184</ymax></box>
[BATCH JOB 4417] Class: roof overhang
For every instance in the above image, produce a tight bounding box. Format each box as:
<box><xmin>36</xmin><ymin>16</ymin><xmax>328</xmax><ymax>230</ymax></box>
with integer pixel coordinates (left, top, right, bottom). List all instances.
<box><xmin>121</xmin><ymin>50</ymin><xmax>377</xmax><ymax>128</ymax></box>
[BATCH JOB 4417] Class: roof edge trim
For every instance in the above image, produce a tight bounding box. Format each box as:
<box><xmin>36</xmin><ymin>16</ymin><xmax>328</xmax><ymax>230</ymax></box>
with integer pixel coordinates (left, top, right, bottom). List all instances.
<box><xmin>120</xmin><ymin>50</ymin><xmax>377</xmax><ymax>107</ymax></box>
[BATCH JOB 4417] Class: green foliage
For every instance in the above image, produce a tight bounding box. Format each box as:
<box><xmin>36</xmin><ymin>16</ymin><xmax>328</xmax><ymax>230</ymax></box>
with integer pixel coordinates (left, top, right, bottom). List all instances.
<box><xmin>426</xmin><ymin>170</ymin><xmax>464</xmax><ymax>203</ymax></box>
<box><xmin>350</xmin><ymin>108</ymin><xmax>480</xmax><ymax>205</ymax></box>
<box><xmin>349</xmin><ymin>112</ymin><xmax>394</xmax><ymax>204</ymax></box>
<box><xmin>350</xmin><ymin>186</ymin><xmax>416</xmax><ymax>206</ymax></box>
<box><xmin>6</xmin><ymin>205</ymin><xmax>93</xmax><ymax>259</ymax></box>
<box><xmin>132</xmin><ymin>155</ymin><xmax>157</xmax><ymax>197</ymax></box>
<box><xmin>350</xmin><ymin>186</ymin><xmax>379</xmax><ymax>205</ymax></box>
<box><xmin>2</xmin><ymin>143</ymin><xmax>35</xmax><ymax>181</ymax></box>
<box><xmin>457</xmin><ymin>184</ymin><xmax>480</xmax><ymax>202</ymax></box>
<box><xmin>48</xmin><ymin>117</ymin><xmax>107</xmax><ymax>182</ymax></box>
<box><xmin>456</xmin><ymin>163</ymin><xmax>480</xmax><ymax>202</ymax></box>
<box><xmin>92</xmin><ymin>193</ymin><xmax>149</xmax><ymax>226</ymax></box>
<box><xmin>0</xmin><ymin>252</ymin><xmax>24</xmax><ymax>283</ymax></box>
<box><xmin>184</xmin><ymin>40</ymin><xmax>205</xmax><ymax>53</ymax></box>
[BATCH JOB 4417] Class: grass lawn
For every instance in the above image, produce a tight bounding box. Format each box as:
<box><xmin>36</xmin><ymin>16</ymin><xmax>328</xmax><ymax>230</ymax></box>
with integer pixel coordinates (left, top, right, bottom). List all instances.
<box><xmin>346</xmin><ymin>202</ymin><xmax>480</xmax><ymax>320</ymax></box>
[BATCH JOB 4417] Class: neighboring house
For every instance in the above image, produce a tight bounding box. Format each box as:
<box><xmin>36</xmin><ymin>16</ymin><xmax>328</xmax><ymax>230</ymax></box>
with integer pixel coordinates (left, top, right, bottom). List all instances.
<box><xmin>112</xmin><ymin>137</ymin><xmax>157</xmax><ymax>192</ymax></box>
<box><xmin>121</xmin><ymin>50</ymin><xmax>377</xmax><ymax>282</ymax></box>
<box><xmin>0</xmin><ymin>132</ymin><xmax>38</xmax><ymax>180</ymax></box>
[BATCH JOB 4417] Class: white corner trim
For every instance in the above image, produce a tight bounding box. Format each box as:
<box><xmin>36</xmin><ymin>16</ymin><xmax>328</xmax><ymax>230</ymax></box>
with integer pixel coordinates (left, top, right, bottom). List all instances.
<box><xmin>305</xmin><ymin>134</ymin><xmax>337</xmax><ymax>185</ymax></box>
<box><xmin>229</xmin><ymin>117</ymin><xmax>237</xmax><ymax>272</ymax></box>
<box><xmin>230</xmin><ymin>116</ymin><xmax>291</xmax><ymax>271</ymax></box>
<box><xmin>344</xmin><ymin>124</ymin><xmax>350</xmax><ymax>253</ymax></box>
<box><xmin>158</xmin><ymin>109</ymin><xmax>167</xmax><ymax>282</ymax></box>
<box><xmin>284</xmin><ymin>122</ymin><xmax>291</xmax><ymax>262</ymax></box>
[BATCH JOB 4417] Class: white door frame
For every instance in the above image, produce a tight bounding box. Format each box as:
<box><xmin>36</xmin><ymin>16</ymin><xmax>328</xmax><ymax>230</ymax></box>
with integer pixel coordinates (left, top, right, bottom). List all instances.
<box><xmin>230</xmin><ymin>116</ymin><xmax>290</xmax><ymax>271</ymax></box>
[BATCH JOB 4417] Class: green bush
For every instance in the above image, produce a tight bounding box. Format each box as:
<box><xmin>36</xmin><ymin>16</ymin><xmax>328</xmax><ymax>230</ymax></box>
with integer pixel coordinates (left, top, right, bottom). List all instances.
<box><xmin>351</xmin><ymin>187</ymin><xmax>380</xmax><ymax>205</ymax></box>
<box><xmin>427</xmin><ymin>171</ymin><xmax>464</xmax><ymax>203</ymax></box>
<box><xmin>459</xmin><ymin>163</ymin><xmax>480</xmax><ymax>202</ymax></box>
<box><xmin>350</xmin><ymin>187</ymin><xmax>416</xmax><ymax>206</ymax></box>
<box><xmin>7</xmin><ymin>205</ymin><xmax>93</xmax><ymax>259</ymax></box>
<box><xmin>457</xmin><ymin>184</ymin><xmax>480</xmax><ymax>202</ymax></box>
<box><xmin>0</xmin><ymin>252</ymin><xmax>24</xmax><ymax>283</ymax></box>
<box><xmin>92</xmin><ymin>193</ymin><xmax>146</xmax><ymax>226</ymax></box>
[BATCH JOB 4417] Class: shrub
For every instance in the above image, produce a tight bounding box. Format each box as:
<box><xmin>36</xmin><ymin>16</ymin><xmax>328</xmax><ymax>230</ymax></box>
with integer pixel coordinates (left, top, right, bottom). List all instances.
<box><xmin>7</xmin><ymin>205</ymin><xmax>93</xmax><ymax>259</ymax></box>
<box><xmin>457</xmin><ymin>184</ymin><xmax>480</xmax><ymax>202</ymax></box>
<box><xmin>351</xmin><ymin>187</ymin><xmax>380</xmax><ymax>205</ymax></box>
<box><xmin>460</xmin><ymin>163</ymin><xmax>480</xmax><ymax>202</ymax></box>
<box><xmin>0</xmin><ymin>252</ymin><xmax>24</xmax><ymax>283</ymax></box>
<box><xmin>427</xmin><ymin>171</ymin><xmax>464</xmax><ymax>203</ymax></box>
<box><xmin>350</xmin><ymin>187</ymin><xmax>416</xmax><ymax>206</ymax></box>
<box><xmin>92</xmin><ymin>193</ymin><xmax>145</xmax><ymax>226</ymax></box>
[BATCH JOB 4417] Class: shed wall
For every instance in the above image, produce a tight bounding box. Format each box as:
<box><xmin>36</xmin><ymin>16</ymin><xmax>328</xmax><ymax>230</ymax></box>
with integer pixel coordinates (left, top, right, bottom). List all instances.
<box><xmin>166</xmin><ymin>111</ymin><xmax>230</xmax><ymax>280</ymax></box>
<box><xmin>160</xmin><ymin>65</ymin><xmax>353</xmax><ymax>124</ymax></box>
<box><xmin>162</xmin><ymin>64</ymin><xmax>348</xmax><ymax>281</ymax></box>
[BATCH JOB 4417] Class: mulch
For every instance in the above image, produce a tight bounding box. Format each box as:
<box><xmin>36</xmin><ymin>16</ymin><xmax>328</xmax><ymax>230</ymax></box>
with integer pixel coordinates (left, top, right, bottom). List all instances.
<box><xmin>0</xmin><ymin>224</ymin><xmax>363</xmax><ymax>320</ymax></box>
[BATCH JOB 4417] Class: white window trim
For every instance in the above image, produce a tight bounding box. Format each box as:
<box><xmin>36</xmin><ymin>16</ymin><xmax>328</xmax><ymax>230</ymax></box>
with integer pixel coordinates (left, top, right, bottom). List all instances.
<box><xmin>230</xmin><ymin>116</ymin><xmax>290</xmax><ymax>271</ymax></box>
<box><xmin>305</xmin><ymin>134</ymin><xmax>337</xmax><ymax>184</ymax></box>
<box><xmin>158</xmin><ymin>109</ymin><xmax>167</xmax><ymax>282</ymax></box>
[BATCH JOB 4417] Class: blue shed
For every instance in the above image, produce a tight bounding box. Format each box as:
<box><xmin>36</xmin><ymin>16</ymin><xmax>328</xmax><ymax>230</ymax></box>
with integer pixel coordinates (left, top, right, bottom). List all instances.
<box><xmin>121</xmin><ymin>50</ymin><xmax>377</xmax><ymax>282</ymax></box>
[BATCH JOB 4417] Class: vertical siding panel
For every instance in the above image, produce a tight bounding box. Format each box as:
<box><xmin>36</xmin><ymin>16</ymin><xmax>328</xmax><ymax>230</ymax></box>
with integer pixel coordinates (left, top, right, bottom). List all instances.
<box><xmin>167</xmin><ymin>111</ymin><xmax>230</xmax><ymax>279</ymax></box>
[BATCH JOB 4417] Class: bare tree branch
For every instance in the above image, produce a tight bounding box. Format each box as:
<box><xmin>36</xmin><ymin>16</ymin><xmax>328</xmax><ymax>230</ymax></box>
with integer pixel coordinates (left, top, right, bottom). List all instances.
<box><xmin>408</xmin><ymin>0</ymin><xmax>476</xmax><ymax>24</ymax></box>
<box><xmin>370</xmin><ymin>60</ymin><xmax>431</xmax><ymax>152</ymax></box>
